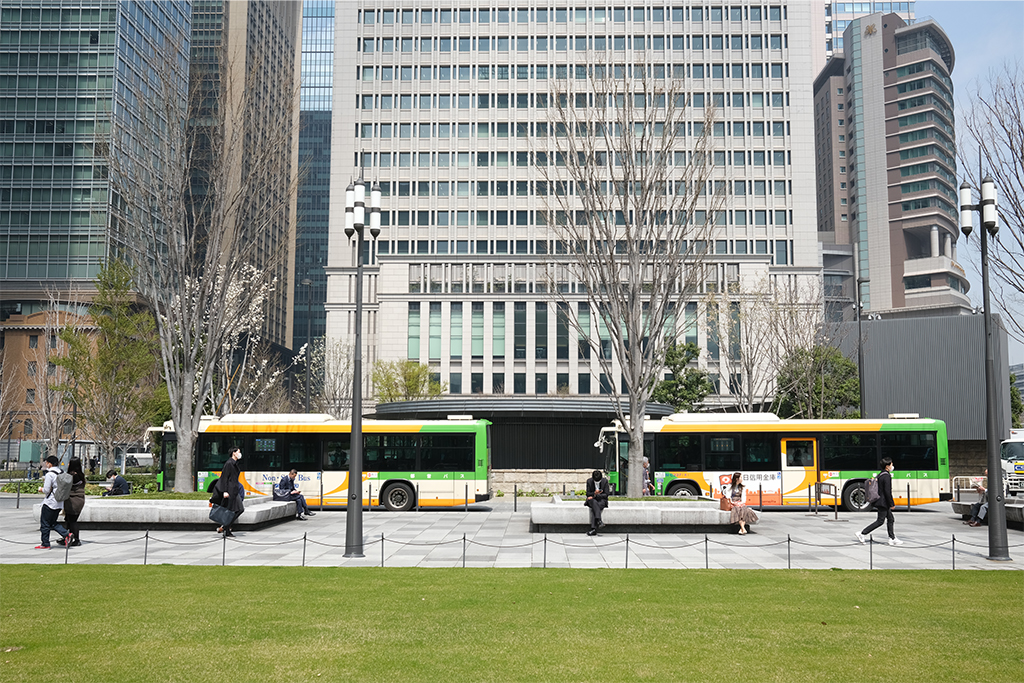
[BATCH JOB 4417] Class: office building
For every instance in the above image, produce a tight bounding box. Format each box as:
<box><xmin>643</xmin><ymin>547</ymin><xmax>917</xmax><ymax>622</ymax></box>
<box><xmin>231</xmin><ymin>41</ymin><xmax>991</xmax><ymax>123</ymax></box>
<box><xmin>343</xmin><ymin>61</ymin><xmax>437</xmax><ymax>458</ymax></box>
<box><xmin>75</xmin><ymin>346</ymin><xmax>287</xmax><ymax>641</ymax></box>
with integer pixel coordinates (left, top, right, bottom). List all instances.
<box><xmin>293</xmin><ymin>0</ymin><xmax>335</xmax><ymax>352</ymax></box>
<box><xmin>326</xmin><ymin>2</ymin><xmax>821</xmax><ymax>404</ymax></box>
<box><xmin>813</xmin><ymin>13</ymin><xmax>967</xmax><ymax>319</ymax></box>
<box><xmin>0</xmin><ymin>1</ymin><xmax>191</xmax><ymax>317</ymax></box>
<box><xmin>189</xmin><ymin>0</ymin><xmax>302</xmax><ymax>348</ymax></box>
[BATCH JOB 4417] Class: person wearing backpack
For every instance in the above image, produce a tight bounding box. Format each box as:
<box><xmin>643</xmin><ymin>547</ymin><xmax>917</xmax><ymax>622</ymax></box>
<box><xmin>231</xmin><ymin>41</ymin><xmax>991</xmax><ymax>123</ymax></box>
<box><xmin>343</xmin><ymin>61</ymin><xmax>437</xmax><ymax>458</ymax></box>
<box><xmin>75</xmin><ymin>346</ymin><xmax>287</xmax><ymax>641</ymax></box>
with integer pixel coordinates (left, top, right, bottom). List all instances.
<box><xmin>857</xmin><ymin>457</ymin><xmax>903</xmax><ymax>546</ymax></box>
<box><xmin>36</xmin><ymin>455</ymin><xmax>71</xmax><ymax>549</ymax></box>
<box><xmin>63</xmin><ymin>457</ymin><xmax>87</xmax><ymax>546</ymax></box>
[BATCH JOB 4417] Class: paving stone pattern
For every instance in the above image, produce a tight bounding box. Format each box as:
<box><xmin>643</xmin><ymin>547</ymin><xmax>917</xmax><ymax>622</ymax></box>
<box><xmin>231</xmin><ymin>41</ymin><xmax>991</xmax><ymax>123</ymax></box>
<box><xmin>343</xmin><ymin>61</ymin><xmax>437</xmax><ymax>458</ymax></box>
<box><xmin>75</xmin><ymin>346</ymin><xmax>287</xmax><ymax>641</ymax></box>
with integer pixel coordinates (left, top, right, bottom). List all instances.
<box><xmin>2</xmin><ymin>495</ymin><xmax>1021</xmax><ymax>570</ymax></box>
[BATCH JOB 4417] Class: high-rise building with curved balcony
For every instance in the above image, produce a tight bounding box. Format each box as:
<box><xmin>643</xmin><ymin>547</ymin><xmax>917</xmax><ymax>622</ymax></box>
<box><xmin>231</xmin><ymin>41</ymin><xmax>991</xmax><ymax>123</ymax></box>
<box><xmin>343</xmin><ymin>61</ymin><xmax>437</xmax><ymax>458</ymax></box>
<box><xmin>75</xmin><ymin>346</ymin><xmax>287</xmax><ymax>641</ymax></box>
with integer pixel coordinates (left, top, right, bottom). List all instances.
<box><xmin>814</xmin><ymin>12</ymin><xmax>968</xmax><ymax>318</ymax></box>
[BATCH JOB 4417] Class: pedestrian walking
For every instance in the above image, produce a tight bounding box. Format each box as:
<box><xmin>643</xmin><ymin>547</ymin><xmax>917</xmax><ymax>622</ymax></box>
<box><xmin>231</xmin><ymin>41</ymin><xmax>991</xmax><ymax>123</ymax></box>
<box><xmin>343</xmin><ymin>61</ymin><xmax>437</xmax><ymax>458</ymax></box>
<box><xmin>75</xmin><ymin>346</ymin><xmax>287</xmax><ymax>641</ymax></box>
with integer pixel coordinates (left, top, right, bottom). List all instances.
<box><xmin>63</xmin><ymin>457</ymin><xmax>86</xmax><ymax>546</ymax></box>
<box><xmin>210</xmin><ymin>448</ymin><xmax>244</xmax><ymax>537</ymax></box>
<box><xmin>857</xmin><ymin>457</ymin><xmax>903</xmax><ymax>546</ymax></box>
<box><xmin>36</xmin><ymin>456</ymin><xmax>70</xmax><ymax>549</ymax></box>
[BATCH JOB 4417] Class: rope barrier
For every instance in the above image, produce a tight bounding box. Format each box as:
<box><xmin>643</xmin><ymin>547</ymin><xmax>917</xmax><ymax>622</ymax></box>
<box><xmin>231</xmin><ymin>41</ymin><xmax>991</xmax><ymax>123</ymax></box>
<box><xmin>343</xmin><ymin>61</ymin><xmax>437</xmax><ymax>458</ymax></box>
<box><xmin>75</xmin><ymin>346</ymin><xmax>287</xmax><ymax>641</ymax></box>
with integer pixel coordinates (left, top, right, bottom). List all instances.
<box><xmin>1</xmin><ymin>532</ymin><xmax>1021</xmax><ymax>568</ymax></box>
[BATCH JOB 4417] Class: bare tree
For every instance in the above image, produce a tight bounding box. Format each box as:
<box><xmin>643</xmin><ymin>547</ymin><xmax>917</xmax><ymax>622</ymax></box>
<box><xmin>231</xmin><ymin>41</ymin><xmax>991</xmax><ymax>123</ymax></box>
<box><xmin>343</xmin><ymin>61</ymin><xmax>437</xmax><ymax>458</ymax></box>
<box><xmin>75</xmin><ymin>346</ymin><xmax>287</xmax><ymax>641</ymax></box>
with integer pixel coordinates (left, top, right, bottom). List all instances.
<box><xmin>300</xmin><ymin>337</ymin><xmax>354</xmax><ymax>417</ymax></box>
<box><xmin>705</xmin><ymin>274</ymin><xmax>835</xmax><ymax>413</ymax></box>
<box><xmin>0</xmin><ymin>346</ymin><xmax>19</xmax><ymax>458</ymax></box>
<box><xmin>105</xmin><ymin>46</ymin><xmax>299</xmax><ymax>490</ymax></box>
<box><xmin>960</xmin><ymin>60</ymin><xmax>1024</xmax><ymax>342</ymax></box>
<box><xmin>23</xmin><ymin>294</ymin><xmax>84</xmax><ymax>462</ymax></box>
<box><xmin>55</xmin><ymin>261</ymin><xmax>162</xmax><ymax>472</ymax></box>
<box><xmin>542</xmin><ymin>62</ymin><xmax>720</xmax><ymax>496</ymax></box>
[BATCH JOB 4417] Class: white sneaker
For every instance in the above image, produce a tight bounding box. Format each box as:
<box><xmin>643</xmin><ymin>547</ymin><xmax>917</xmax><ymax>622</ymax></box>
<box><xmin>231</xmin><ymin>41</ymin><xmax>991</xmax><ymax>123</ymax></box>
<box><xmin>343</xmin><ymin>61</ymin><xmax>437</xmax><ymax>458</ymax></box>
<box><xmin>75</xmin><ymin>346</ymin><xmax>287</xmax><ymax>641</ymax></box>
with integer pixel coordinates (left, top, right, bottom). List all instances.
<box><xmin>888</xmin><ymin>537</ymin><xmax>904</xmax><ymax>546</ymax></box>
<box><xmin>856</xmin><ymin>533</ymin><xmax>868</xmax><ymax>544</ymax></box>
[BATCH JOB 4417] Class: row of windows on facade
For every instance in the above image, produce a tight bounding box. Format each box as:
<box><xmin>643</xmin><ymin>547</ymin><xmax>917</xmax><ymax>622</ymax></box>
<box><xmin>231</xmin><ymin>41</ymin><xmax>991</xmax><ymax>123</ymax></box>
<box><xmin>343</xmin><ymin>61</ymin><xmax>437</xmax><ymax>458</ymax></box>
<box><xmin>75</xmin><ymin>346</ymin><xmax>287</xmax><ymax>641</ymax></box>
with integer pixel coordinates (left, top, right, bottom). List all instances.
<box><xmin>367</xmin><ymin>206</ymin><xmax>795</xmax><ymax>230</ymax></box>
<box><xmin>357</xmin><ymin>33</ymin><xmax>790</xmax><ymax>54</ymax></box>
<box><xmin>371</xmin><ymin>178</ymin><xmax>793</xmax><ymax>198</ymax></box>
<box><xmin>426</xmin><ymin>370</ymin><xmax>740</xmax><ymax>396</ymax></box>
<box><xmin>0</xmin><ymin>51</ymin><xmax>117</xmax><ymax>70</ymax></box>
<box><xmin>405</xmin><ymin>303</ymin><xmax>743</xmax><ymax>367</ymax></box>
<box><xmin>387</xmin><ymin>237</ymin><xmax>787</xmax><ymax>260</ymax></box>
<box><xmin>356</xmin><ymin>62</ymin><xmax>791</xmax><ymax>86</ymax></box>
<box><xmin>359</xmin><ymin>6</ymin><xmax>788</xmax><ymax>26</ymax></box>
<box><xmin>358</xmin><ymin>119</ymin><xmax>791</xmax><ymax>141</ymax></box>
<box><xmin>353</xmin><ymin>148</ymin><xmax>796</xmax><ymax>171</ymax></box>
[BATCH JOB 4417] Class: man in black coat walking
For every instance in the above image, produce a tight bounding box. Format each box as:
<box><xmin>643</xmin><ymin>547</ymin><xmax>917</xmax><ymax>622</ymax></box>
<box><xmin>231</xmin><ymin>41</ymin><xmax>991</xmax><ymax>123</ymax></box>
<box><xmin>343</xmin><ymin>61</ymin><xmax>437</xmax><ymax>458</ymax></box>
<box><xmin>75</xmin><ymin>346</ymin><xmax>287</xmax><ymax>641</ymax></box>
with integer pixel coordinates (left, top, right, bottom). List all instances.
<box><xmin>585</xmin><ymin>470</ymin><xmax>610</xmax><ymax>536</ymax></box>
<box><xmin>857</xmin><ymin>457</ymin><xmax>903</xmax><ymax>546</ymax></box>
<box><xmin>211</xmin><ymin>448</ymin><xmax>244</xmax><ymax>537</ymax></box>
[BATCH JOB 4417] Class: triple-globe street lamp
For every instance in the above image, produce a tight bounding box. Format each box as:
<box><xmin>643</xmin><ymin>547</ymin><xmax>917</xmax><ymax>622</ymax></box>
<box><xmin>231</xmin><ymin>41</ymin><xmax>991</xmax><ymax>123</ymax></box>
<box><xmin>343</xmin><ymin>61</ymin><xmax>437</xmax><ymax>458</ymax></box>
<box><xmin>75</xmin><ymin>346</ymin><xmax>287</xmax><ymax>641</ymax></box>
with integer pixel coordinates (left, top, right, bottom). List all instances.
<box><xmin>343</xmin><ymin>179</ymin><xmax>381</xmax><ymax>558</ymax></box>
<box><xmin>959</xmin><ymin>170</ymin><xmax>1010</xmax><ymax>561</ymax></box>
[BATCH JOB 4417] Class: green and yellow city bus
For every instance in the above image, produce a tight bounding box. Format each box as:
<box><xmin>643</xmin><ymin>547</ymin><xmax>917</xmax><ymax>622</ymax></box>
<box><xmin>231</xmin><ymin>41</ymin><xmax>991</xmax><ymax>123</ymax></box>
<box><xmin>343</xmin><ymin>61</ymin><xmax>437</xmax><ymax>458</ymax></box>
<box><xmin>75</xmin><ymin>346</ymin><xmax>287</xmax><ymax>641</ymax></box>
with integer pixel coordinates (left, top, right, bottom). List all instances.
<box><xmin>598</xmin><ymin>413</ymin><xmax>950</xmax><ymax>511</ymax></box>
<box><xmin>162</xmin><ymin>413</ymin><xmax>491</xmax><ymax>510</ymax></box>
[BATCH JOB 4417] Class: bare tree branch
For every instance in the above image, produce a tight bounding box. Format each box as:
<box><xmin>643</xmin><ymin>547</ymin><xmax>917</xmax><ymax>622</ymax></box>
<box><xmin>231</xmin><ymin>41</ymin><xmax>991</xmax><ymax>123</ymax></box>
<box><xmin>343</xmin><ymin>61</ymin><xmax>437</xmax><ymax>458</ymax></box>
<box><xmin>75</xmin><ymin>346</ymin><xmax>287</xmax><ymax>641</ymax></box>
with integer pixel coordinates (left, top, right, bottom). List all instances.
<box><xmin>960</xmin><ymin>60</ymin><xmax>1024</xmax><ymax>342</ymax></box>
<box><xmin>541</xmin><ymin>61</ymin><xmax>721</xmax><ymax>495</ymax></box>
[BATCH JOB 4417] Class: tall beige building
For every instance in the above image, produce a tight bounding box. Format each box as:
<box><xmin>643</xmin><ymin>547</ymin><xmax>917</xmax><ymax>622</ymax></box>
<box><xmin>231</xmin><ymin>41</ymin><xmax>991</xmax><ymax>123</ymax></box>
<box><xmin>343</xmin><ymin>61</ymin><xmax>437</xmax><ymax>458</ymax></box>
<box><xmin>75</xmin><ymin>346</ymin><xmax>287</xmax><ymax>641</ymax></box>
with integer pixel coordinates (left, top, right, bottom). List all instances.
<box><xmin>190</xmin><ymin>0</ymin><xmax>303</xmax><ymax>348</ymax></box>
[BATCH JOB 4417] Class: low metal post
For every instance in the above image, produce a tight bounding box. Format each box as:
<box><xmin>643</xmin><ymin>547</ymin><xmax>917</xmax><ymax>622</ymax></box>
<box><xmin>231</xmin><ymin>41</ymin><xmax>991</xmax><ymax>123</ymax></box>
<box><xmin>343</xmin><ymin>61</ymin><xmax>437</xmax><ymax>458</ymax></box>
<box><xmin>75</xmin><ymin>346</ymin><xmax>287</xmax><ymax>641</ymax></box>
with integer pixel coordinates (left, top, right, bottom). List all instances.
<box><xmin>543</xmin><ymin>533</ymin><xmax>547</xmax><ymax>568</ymax></box>
<box><xmin>951</xmin><ymin>534</ymin><xmax>956</xmax><ymax>570</ymax></box>
<box><xmin>415</xmin><ymin>483</ymin><xmax>420</xmax><ymax>511</ymax></box>
<box><xmin>759</xmin><ymin>484</ymin><xmax>763</xmax><ymax>512</ymax></box>
<box><xmin>465</xmin><ymin>484</ymin><xmax>469</xmax><ymax>511</ymax></box>
<box><xmin>869</xmin><ymin>535</ymin><xmax>873</xmax><ymax>570</ymax></box>
<box><xmin>222</xmin><ymin>534</ymin><xmax>227</xmax><ymax>566</ymax></box>
<box><xmin>625</xmin><ymin>533</ymin><xmax>629</xmax><ymax>569</ymax></box>
<box><xmin>64</xmin><ymin>536</ymin><xmax>70</xmax><ymax>565</ymax></box>
<box><xmin>462</xmin><ymin>533</ymin><xmax>466</xmax><ymax>568</ymax></box>
<box><xmin>907</xmin><ymin>484</ymin><xmax>911</xmax><ymax>512</ymax></box>
<box><xmin>368</xmin><ymin>483</ymin><xmax>373</xmax><ymax>512</ymax></box>
<box><xmin>787</xmin><ymin>534</ymin><xmax>791</xmax><ymax>569</ymax></box>
<box><xmin>319</xmin><ymin>474</ymin><xmax>323</xmax><ymax>512</ymax></box>
<box><xmin>144</xmin><ymin>530</ymin><xmax>149</xmax><ymax>565</ymax></box>
<box><xmin>16</xmin><ymin>483</ymin><xmax>20</xmax><ymax>509</ymax></box>
<box><xmin>514</xmin><ymin>484</ymin><xmax>518</xmax><ymax>512</ymax></box>
<box><xmin>704</xmin><ymin>535</ymin><xmax>709</xmax><ymax>569</ymax></box>
<box><xmin>562</xmin><ymin>483</ymin><xmax>566</xmax><ymax>495</ymax></box>
<box><xmin>809</xmin><ymin>485</ymin><xmax>815</xmax><ymax>514</ymax></box>
<box><xmin>302</xmin><ymin>533</ymin><xmax>307</xmax><ymax>567</ymax></box>
<box><xmin>381</xmin><ymin>533</ymin><xmax>385</xmax><ymax>568</ymax></box>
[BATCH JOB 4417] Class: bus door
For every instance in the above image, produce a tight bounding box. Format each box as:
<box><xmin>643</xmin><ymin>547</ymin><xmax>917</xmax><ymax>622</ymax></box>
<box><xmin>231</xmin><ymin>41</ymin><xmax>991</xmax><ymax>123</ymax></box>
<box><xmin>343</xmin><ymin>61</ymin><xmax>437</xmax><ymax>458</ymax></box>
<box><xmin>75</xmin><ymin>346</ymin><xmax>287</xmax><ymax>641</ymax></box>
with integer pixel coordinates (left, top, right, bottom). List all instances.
<box><xmin>780</xmin><ymin>438</ymin><xmax>819</xmax><ymax>505</ymax></box>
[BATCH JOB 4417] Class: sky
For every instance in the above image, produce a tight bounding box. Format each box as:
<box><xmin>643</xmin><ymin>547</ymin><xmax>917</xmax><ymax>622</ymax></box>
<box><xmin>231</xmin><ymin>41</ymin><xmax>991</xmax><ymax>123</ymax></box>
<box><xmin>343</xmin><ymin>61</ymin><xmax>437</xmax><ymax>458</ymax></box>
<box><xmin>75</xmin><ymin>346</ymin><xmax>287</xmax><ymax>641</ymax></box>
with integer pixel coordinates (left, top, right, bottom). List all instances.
<box><xmin>916</xmin><ymin>0</ymin><xmax>1024</xmax><ymax>363</ymax></box>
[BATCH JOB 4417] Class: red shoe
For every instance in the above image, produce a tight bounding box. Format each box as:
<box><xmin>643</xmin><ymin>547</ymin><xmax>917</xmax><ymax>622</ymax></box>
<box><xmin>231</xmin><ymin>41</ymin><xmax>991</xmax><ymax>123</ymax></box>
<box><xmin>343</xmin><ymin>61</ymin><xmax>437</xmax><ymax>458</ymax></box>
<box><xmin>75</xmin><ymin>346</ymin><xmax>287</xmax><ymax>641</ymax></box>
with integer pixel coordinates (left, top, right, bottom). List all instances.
<box><xmin>34</xmin><ymin>545</ymin><xmax>52</xmax><ymax>550</ymax></box>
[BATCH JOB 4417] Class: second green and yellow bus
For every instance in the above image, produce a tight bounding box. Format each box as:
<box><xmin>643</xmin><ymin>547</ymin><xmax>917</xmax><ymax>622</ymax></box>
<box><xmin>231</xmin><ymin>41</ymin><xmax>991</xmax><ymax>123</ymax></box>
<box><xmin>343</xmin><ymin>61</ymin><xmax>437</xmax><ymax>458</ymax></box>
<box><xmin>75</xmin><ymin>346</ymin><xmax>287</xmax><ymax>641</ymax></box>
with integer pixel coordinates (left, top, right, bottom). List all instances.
<box><xmin>161</xmin><ymin>413</ymin><xmax>492</xmax><ymax>510</ymax></box>
<box><xmin>597</xmin><ymin>413</ymin><xmax>950</xmax><ymax>511</ymax></box>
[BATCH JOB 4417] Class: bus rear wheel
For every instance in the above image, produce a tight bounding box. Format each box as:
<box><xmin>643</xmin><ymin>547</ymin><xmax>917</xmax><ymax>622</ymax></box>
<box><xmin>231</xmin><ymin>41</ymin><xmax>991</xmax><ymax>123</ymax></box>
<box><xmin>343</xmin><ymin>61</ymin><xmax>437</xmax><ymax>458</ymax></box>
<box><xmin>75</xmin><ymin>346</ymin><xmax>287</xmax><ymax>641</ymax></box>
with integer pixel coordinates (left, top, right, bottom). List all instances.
<box><xmin>382</xmin><ymin>483</ymin><xmax>415</xmax><ymax>511</ymax></box>
<box><xmin>842</xmin><ymin>482</ymin><xmax>871</xmax><ymax>512</ymax></box>
<box><xmin>666</xmin><ymin>482</ymin><xmax>699</xmax><ymax>497</ymax></box>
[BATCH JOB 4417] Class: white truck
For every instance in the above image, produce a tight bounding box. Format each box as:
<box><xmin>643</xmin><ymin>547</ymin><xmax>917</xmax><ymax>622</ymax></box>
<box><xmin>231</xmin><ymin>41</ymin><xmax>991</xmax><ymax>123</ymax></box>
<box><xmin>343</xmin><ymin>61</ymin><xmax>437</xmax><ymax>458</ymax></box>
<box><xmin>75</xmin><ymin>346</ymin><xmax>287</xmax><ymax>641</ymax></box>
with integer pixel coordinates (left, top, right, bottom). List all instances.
<box><xmin>1001</xmin><ymin>429</ymin><xmax>1024</xmax><ymax>496</ymax></box>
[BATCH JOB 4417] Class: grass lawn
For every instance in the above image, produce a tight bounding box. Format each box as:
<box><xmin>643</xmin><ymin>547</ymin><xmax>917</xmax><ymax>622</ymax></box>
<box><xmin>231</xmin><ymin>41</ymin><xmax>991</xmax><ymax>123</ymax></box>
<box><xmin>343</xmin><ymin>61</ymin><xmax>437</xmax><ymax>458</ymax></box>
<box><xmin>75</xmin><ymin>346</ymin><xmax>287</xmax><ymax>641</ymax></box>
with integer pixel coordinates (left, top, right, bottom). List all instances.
<box><xmin>0</xmin><ymin>566</ymin><xmax>1020</xmax><ymax>683</ymax></box>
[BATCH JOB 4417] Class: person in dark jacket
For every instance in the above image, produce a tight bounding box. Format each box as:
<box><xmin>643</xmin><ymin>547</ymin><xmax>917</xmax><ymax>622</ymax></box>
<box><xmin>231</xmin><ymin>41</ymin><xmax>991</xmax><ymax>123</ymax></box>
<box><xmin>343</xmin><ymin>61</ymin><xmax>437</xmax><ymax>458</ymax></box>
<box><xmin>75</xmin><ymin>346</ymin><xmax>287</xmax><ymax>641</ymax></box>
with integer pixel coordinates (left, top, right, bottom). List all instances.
<box><xmin>857</xmin><ymin>457</ymin><xmax>903</xmax><ymax>546</ymax></box>
<box><xmin>103</xmin><ymin>470</ymin><xmax>130</xmax><ymax>496</ymax></box>
<box><xmin>63</xmin><ymin>457</ymin><xmax>86</xmax><ymax>546</ymax></box>
<box><xmin>274</xmin><ymin>469</ymin><xmax>315</xmax><ymax>520</ymax></box>
<box><xmin>584</xmin><ymin>470</ymin><xmax>610</xmax><ymax>536</ymax></box>
<box><xmin>211</xmin><ymin>448</ymin><xmax>244</xmax><ymax>537</ymax></box>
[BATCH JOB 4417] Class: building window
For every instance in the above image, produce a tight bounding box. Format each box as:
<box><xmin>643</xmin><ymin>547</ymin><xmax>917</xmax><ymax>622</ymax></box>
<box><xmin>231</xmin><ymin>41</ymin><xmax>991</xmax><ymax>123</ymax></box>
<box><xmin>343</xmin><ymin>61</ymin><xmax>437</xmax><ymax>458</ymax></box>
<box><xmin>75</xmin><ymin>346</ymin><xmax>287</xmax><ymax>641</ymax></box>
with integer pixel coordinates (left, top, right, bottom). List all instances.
<box><xmin>26</xmin><ymin>389</ymin><xmax>35</xmax><ymax>404</ymax></box>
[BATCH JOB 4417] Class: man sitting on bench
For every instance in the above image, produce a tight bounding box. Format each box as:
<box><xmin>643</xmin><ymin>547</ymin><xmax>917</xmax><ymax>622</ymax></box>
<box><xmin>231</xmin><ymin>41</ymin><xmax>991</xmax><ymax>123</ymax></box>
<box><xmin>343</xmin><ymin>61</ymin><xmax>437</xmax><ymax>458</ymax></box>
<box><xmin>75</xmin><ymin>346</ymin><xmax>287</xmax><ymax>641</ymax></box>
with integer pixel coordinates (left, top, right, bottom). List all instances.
<box><xmin>274</xmin><ymin>469</ymin><xmax>315</xmax><ymax>520</ymax></box>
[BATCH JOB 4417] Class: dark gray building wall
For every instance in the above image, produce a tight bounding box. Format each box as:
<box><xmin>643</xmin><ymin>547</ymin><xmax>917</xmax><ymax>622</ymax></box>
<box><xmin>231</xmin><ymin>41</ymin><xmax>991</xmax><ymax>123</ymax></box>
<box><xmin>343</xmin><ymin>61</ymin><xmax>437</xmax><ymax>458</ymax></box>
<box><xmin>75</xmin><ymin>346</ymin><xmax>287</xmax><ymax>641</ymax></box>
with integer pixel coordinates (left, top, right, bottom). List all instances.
<box><xmin>842</xmin><ymin>313</ymin><xmax>1010</xmax><ymax>441</ymax></box>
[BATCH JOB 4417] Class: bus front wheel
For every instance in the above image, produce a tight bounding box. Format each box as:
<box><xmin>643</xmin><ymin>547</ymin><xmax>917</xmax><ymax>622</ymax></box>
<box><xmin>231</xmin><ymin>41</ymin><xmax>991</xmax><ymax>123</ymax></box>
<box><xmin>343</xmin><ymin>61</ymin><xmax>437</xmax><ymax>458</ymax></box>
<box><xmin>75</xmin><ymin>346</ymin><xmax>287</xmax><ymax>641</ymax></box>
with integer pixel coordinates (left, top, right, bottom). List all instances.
<box><xmin>842</xmin><ymin>482</ymin><xmax>872</xmax><ymax>512</ymax></box>
<box><xmin>666</xmin><ymin>482</ymin><xmax>699</xmax><ymax>497</ymax></box>
<box><xmin>382</xmin><ymin>483</ymin><xmax>415</xmax><ymax>512</ymax></box>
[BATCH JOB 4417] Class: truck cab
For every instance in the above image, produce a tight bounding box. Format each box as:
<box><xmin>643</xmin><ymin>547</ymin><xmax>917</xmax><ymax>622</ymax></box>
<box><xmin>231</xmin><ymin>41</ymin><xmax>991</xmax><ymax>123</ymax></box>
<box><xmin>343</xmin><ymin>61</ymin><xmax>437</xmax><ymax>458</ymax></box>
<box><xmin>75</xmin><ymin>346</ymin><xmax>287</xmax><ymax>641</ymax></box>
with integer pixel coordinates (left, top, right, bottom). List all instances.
<box><xmin>1001</xmin><ymin>429</ymin><xmax>1024</xmax><ymax>496</ymax></box>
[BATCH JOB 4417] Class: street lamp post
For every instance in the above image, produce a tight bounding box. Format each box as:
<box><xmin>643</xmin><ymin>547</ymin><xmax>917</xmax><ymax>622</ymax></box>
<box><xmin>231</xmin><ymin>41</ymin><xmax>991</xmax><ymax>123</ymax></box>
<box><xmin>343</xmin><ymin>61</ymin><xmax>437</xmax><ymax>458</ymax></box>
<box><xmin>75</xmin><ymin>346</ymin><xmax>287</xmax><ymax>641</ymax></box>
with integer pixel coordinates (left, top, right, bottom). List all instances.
<box><xmin>855</xmin><ymin>277</ymin><xmax>869</xmax><ymax>418</ymax></box>
<box><xmin>343</xmin><ymin>178</ymin><xmax>381</xmax><ymax>558</ymax></box>
<box><xmin>959</xmin><ymin>169</ymin><xmax>1011</xmax><ymax>562</ymax></box>
<box><xmin>300</xmin><ymin>278</ymin><xmax>313</xmax><ymax>413</ymax></box>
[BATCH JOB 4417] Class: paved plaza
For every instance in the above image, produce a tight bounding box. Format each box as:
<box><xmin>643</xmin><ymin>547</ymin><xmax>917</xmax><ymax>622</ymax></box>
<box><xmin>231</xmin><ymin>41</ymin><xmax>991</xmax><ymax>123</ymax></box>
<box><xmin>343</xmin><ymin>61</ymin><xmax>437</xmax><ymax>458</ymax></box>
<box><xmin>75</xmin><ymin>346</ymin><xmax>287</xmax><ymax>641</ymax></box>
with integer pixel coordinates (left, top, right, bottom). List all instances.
<box><xmin>2</xmin><ymin>494</ymin><xmax>1021</xmax><ymax>570</ymax></box>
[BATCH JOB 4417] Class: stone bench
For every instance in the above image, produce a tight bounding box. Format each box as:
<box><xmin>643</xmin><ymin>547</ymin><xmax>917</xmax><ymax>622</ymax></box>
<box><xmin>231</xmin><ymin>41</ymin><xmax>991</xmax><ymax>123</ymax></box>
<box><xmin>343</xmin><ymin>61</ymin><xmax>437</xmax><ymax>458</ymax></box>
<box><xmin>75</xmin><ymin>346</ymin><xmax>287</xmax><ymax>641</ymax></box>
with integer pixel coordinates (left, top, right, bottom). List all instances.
<box><xmin>951</xmin><ymin>498</ymin><xmax>1024</xmax><ymax>524</ymax></box>
<box><xmin>529</xmin><ymin>496</ymin><xmax>739</xmax><ymax>533</ymax></box>
<box><xmin>33</xmin><ymin>498</ymin><xmax>296</xmax><ymax>530</ymax></box>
